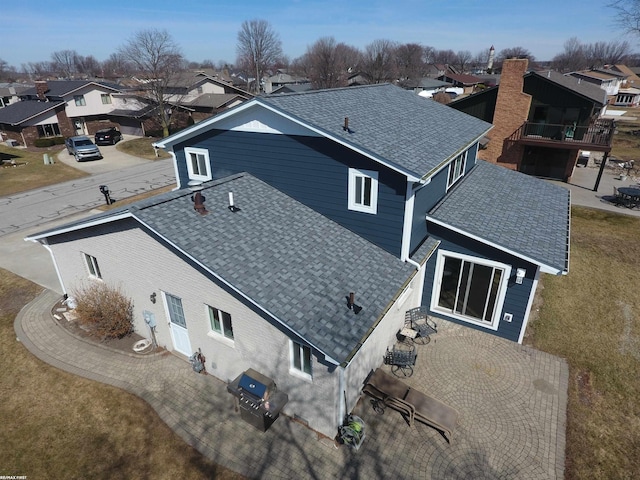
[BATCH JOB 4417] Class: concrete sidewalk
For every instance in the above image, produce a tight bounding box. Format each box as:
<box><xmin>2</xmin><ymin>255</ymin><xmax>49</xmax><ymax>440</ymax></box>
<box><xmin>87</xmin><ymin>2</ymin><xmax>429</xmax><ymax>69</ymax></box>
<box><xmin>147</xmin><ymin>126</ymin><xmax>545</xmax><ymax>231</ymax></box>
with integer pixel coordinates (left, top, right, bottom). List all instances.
<box><xmin>16</xmin><ymin>290</ymin><xmax>568</xmax><ymax>479</ymax></box>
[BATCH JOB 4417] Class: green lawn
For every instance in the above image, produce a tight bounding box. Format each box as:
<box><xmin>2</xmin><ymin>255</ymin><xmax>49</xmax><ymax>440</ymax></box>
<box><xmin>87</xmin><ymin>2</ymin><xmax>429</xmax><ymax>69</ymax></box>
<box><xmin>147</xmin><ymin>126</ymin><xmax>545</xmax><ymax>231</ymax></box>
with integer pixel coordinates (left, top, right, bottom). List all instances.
<box><xmin>529</xmin><ymin>207</ymin><xmax>640</xmax><ymax>479</ymax></box>
<box><xmin>117</xmin><ymin>137</ymin><xmax>171</xmax><ymax>160</ymax></box>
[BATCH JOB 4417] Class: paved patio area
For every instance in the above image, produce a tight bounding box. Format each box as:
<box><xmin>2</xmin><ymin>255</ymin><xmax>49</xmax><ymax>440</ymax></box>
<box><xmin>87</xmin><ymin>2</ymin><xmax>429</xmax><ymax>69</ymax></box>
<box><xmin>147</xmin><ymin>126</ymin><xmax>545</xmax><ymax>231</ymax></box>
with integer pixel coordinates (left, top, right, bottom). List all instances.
<box><xmin>16</xmin><ymin>290</ymin><xmax>568</xmax><ymax>479</ymax></box>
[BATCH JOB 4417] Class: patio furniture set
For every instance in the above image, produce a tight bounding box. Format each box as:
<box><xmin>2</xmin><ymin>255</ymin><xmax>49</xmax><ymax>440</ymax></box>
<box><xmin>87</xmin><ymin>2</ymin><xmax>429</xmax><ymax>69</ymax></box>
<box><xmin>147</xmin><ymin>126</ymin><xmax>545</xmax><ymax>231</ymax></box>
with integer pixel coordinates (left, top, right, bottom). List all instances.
<box><xmin>383</xmin><ymin>307</ymin><xmax>437</xmax><ymax>377</ymax></box>
<box><xmin>614</xmin><ymin>185</ymin><xmax>640</xmax><ymax>209</ymax></box>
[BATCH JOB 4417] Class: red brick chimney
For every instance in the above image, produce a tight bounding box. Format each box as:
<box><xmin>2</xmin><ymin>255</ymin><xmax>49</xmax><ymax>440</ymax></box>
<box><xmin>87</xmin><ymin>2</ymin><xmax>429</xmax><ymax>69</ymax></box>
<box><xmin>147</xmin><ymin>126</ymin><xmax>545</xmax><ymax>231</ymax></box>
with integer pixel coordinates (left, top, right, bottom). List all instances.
<box><xmin>35</xmin><ymin>80</ymin><xmax>49</xmax><ymax>101</ymax></box>
<box><xmin>485</xmin><ymin>58</ymin><xmax>531</xmax><ymax>168</ymax></box>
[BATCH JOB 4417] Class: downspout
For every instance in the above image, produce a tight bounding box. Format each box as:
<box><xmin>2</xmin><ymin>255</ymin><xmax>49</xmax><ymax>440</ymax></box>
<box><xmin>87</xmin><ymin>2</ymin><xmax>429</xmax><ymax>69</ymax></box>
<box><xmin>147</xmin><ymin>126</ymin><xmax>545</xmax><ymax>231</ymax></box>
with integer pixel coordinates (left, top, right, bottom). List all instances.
<box><xmin>338</xmin><ymin>365</ymin><xmax>346</xmax><ymax>426</ymax></box>
<box><xmin>406</xmin><ymin>257</ymin><xmax>421</xmax><ymax>270</ymax></box>
<box><xmin>169</xmin><ymin>150</ymin><xmax>181</xmax><ymax>190</ymax></box>
<box><xmin>40</xmin><ymin>239</ymin><xmax>66</xmax><ymax>295</ymax></box>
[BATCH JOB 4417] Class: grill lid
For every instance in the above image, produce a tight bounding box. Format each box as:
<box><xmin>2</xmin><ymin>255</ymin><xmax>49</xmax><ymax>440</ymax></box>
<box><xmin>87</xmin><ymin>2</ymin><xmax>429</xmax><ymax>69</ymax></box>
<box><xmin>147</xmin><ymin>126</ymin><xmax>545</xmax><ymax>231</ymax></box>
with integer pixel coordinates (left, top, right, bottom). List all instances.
<box><xmin>238</xmin><ymin>372</ymin><xmax>268</xmax><ymax>399</ymax></box>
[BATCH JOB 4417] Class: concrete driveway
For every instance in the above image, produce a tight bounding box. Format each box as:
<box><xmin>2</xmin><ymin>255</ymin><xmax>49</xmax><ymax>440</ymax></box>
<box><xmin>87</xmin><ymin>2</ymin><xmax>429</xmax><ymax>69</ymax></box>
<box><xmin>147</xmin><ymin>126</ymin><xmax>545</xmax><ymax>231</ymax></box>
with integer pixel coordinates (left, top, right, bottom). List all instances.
<box><xmin>56</xmin><ymin>134</ymin><xmax>156</xmax><ymax>174</ymax></box>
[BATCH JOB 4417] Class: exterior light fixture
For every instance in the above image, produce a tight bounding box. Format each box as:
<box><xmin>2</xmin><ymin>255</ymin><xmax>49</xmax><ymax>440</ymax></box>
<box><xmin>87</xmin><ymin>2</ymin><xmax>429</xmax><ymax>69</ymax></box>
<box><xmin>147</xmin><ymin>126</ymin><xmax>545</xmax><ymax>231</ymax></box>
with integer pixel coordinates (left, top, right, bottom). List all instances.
<box><xmin>515</xmin><ymin>268</ymin><xmax>526</xmax><ymax>284</ymax></box>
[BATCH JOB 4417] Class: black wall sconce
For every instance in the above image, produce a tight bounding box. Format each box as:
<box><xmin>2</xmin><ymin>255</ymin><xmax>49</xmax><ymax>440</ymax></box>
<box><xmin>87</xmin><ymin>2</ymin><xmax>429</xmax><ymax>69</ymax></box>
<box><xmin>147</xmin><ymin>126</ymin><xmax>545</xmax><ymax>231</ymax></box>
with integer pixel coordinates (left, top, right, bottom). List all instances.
<box><xmin>150</xmin><ymin>292</ymin><xmax>157</xmax><ymax>304</ymax></box>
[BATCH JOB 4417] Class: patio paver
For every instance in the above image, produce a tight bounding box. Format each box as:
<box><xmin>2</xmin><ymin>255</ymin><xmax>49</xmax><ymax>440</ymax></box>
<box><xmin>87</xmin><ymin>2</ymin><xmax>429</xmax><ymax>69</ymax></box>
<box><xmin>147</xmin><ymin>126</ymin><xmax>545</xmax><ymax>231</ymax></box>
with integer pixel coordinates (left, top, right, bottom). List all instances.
<box><xmin>15</xmin><ymin>290</ymin><xmax>568</xmax><ymax>479</ymax></box>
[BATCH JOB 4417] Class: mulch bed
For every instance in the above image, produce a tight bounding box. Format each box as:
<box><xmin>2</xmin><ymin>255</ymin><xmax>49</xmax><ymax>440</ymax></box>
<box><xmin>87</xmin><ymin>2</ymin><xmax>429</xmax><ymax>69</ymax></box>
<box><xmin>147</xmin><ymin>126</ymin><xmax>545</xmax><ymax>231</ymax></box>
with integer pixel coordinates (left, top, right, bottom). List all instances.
<box><xmin>51</xmin><ymin>297</ymin><xmax>163</xmax><ymax>355</ymax></box>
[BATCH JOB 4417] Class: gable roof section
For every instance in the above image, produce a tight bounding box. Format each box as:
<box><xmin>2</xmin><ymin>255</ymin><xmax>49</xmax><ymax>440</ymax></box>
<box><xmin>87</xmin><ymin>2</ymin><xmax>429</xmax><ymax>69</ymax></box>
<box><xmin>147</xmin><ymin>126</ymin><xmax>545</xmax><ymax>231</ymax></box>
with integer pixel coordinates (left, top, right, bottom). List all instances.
<box><xmin>0</xmin><ymin>100</ymin><xmax>64</xmax><ymax>125</ymax></box>
<box><xmin>529</xmin><ymin>71</ymin><xmax>607</xmax><ymax>105</ymax></box>
<box><xmin>156</xmin><ymin>84</ymin><xmax>492</xmax><ymax>180</ymax></box>
<box><xmin>28</xmin><ymin>173</ymin><xmax>420</xmax><ymax>365</ymax></box>
<box><xmin>428</xmin><ymin>161</ymin><xmax>570</xmax><ymax>274</ymax></box>
<box><xmin>21</xmin><ymin>80</ymin><xmax>121</xmax><ymax>98</ymax></box>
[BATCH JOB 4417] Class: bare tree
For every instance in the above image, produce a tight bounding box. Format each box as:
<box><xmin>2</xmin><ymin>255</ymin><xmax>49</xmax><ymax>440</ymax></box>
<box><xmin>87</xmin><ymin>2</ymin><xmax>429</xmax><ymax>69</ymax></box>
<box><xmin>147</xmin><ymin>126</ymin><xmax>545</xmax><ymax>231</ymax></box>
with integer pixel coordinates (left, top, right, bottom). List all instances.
<box><xmin>432</xmin><ymin>49</ymin><xmax>458</xmax><ymax>66</ymax></box>
<box><xmin>76</xmin><ymin>55</ymin><xmax>102</xmax><ymax>77</ymax></box>
<box><xmin>51</xmin><ymin>49</ymin><xmax>80</xmax><ymax>78</ymax></box>
<box><xmin>118</xmin><ymin>29</ymin><xmax>185</xmax><ymax>137</ymax></box>
<box><xmin>22</xmin><ymin>61</ymin><xmax>54</xmax><ymax>79</ymax></box>
<box><xmin>361</xmin><ymin>39</ymin><xmax>398</xmax><ymax>84</ymax></box>
<box><xmin>395</xmin><ymin>43</ymin><xmax>426</xmax><ymax>85</ymax></box>
<box><xmin>585</xmin><ymin>40</ymin><xmax>631</xmax><ymax>67</ymax></box>
<box><xmin>609</xmin><ymin>0</ymin><xmax>640</xmax><ymax>37</ymax></box>
<box><xmin>455</xmin><ymin>50</ymin><xmax>473</xmax><ymax>73</ymax></box>
<box><xmin>236</xmin><ymin>19</ymin><xmax>283</xmax><ymax>93</ymax></box>
<box><xmin>551</xmin><ymin>37</ymin><xmax>586</xmax><ymax>72</ymax></box>
<box><xmin>471</xmin><ymin>49</ymin><xmax>490</xmax><ymax>73</ymax></box>
<box><xmin>495</xmin><ymin>46</ymin><xmax>535</xmax><ymax>71</ymax></box>
<box><xmin>102</xmin><ymin>52</ymin><xmax>134</xmax><ymax>78</ymax></box>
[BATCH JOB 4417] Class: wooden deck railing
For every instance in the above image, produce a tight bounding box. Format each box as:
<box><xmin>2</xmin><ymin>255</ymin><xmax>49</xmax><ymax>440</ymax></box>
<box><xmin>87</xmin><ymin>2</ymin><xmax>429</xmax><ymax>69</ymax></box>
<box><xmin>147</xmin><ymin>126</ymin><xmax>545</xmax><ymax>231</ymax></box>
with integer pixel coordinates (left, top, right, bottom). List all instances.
<box><xmin>508</xmin><ymin>118</ymin><xmax>615</xmax><ymax>149</ymax></box>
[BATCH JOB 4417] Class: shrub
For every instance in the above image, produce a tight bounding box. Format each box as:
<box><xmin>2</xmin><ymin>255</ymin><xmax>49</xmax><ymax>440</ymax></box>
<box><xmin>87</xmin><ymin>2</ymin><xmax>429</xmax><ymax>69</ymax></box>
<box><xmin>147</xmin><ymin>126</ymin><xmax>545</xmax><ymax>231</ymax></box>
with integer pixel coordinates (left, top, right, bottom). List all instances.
<box><xmin>34</xmin><ymin>138</ymin><xmax>55</xmax><ymax>147</ymax></box>
<box><xmin>53</xmin><ymin>136</ymin><xmax>66</xmax><ymax>145</ymax></box>
<box><xmin>72</xmin><ymin>283</ymin><xmax>134</xmax><ymax>339</ymax></box>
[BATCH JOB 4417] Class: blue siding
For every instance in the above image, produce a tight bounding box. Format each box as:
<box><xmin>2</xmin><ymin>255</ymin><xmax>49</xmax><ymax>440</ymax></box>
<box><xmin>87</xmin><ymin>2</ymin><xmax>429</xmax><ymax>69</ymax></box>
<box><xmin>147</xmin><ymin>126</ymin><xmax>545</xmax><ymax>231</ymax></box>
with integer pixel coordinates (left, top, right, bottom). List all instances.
<box><xmin>410</xmin><ymin>143</ymin><xmax>479</xmax><ymax>255</ymax></box>
<box><xmin>421</xmin><ymin>223</ymin><xmax>535</xmax><ymax>342</ymax></box>
<box><xmin>175</xmin><ymin>130</ymin><xmax>407</xmax><ymax>256</ymax></box>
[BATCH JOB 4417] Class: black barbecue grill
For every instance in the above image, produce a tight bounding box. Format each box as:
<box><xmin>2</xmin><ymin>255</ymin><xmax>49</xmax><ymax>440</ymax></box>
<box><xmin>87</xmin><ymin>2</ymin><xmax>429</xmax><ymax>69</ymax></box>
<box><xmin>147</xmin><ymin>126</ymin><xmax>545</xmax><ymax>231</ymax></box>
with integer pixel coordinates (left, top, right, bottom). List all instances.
<box><xmin>227</xmin><ymin>369</ymin><xmax>289</xmax><ymax>432</ymax></box>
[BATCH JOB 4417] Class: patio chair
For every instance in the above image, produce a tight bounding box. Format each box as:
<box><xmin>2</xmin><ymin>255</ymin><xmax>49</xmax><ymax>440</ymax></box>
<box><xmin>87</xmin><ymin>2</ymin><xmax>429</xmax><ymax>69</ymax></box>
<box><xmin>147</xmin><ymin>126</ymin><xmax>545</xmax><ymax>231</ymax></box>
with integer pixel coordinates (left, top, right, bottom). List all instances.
<box><xmin>383</xmin><ymin>342</ymin><xmax>417</xmax><ymax>377</ymax></box>
<box><xmin>362</xmin><ymin>368</ymin><xmax>459</xmax><ymax>442</ymax></box>
<box><xmin>404</xmin><ymin>307</ymin><xmax>437</xmax><ymax>345</ymax></box>
<box><xmin>613</xmin><ymin>187</ymin><xmax>625</xmax><ymax>207</ymax></box>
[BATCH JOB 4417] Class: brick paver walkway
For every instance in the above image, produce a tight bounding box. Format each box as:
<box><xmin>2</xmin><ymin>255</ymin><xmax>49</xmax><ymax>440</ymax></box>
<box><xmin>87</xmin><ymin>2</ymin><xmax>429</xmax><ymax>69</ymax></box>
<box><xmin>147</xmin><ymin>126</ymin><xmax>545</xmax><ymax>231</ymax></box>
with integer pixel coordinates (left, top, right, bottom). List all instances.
<box><xmin>16</xmin><ymin>290</ymin><xmax>568</xmax><ymax>479</ymax></box>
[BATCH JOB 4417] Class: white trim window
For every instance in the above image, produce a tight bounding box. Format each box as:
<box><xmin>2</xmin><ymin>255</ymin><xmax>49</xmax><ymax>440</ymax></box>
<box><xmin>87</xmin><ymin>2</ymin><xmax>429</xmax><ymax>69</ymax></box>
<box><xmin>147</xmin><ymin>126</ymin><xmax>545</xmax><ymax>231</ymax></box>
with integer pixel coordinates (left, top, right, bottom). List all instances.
<box><xmin>83</xmin><ymin>253</ymin><xmax>102</xmax><ymax>279</ymax></box>
<box><xmin>207</xmin><ymin>305</ymin><xmax>234</xmax><ymax>340</ymax></box>
<box><xmin>74</xmin><ymin>95</ymin><xmax>86</xmax><ymax>106</ymax></box>
<box><xmin>290</xmin><ymin>340</ymin><xmax>312</xmax><ymax>379</ymax></box>
<box><xmin>348</xmin><ymin>168</ymin><xmax>378</xmax><ymax>214</ymax></box>
<box><xmin>447</xmin><ymin>151</ymin><xmax>467</xmax><ymax>189</ymax></box>
<box><xmin>431</xmin><ymin>250</ymin><xmax>510</xmax><ymax>330</ymax></box>
<box><xmin>185</xmin><ymin>147</ymin><xmax>212</xmax><ymax>182</ymax></box>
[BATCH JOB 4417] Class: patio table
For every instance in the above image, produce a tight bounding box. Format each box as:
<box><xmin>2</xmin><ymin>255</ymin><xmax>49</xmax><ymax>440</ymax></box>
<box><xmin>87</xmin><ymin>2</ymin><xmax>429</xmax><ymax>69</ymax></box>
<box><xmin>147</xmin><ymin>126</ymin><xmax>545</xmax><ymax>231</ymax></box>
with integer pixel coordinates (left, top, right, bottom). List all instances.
<box><xmin>618</xmin><ymin>187</ymin><xmax>640</xmax><ymax>208</ymax></box>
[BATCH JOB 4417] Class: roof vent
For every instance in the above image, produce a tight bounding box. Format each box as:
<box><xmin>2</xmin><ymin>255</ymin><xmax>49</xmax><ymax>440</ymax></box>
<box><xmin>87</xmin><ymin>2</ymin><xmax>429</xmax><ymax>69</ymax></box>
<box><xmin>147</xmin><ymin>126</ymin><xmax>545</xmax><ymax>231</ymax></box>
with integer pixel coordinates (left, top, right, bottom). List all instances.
<box><xmin>346</xmin><ymin>291</ymin><xmax>362</xmax><ymax>314</ymax></box>
<box><xmin>228</xmin><ymin>191</ymin><xmax>241</xmax><ymax>213</ymax></box>
<box><xmin>188</xmin><ymin>180</ymin><xmax>209</xmax><ymax>216</ymax></box>
<box><xmin>343</xmin><ymin>117</ymin><xmax>352</xmax><ymax>133</ymax></box>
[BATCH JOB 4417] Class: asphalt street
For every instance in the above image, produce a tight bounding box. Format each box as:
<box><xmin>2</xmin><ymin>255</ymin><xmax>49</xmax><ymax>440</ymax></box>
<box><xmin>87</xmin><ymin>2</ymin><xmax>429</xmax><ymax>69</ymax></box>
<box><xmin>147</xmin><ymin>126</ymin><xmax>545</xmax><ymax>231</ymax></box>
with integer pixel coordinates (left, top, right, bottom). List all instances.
<box><xmin>0</xmin><ymin>145</ymin><xmax>176</xmax><ymax>292</ymax></box>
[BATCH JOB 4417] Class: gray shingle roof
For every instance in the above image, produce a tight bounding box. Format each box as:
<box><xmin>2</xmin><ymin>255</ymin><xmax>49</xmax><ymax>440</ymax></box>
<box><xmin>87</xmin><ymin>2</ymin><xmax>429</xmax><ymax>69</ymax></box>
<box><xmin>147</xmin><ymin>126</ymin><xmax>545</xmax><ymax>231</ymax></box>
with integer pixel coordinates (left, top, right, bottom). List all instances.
<box><xmin>41</xmin><ymin>173</ymin><xmax>414</xmax><ymax>364</ymax></box>
<box><xmin>21</xmin><ymin>80</ymin><xmax>121</xmax><ymax>97</ymax></box>
<box><xmin>428</xmin><ymin>161</ymin><xmax>570</xmax><ymax>273</ymax></box>
<box><xmin>0</xmin><ymin>100</ymin><xmax>63</xmax><ymax>125</ymax></box>
<box><xmin>527</xmin><ymin>70</ymin><xmax>607</xmax><ymax>105</ymax></box>
<box><xmin>256</xmin><ymin>84</ymin><xmax>492</xmax><ymax>177</ymax></box>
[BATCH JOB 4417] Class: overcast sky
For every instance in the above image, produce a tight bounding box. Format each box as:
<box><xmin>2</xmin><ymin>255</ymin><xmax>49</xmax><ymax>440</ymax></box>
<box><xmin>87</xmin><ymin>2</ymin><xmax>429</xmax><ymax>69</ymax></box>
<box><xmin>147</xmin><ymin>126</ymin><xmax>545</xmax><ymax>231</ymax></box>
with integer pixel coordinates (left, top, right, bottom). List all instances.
<box><xmin>4</xmin><ymin>0</ymin><xmax>634</xmax><ymax>69</ymax></box>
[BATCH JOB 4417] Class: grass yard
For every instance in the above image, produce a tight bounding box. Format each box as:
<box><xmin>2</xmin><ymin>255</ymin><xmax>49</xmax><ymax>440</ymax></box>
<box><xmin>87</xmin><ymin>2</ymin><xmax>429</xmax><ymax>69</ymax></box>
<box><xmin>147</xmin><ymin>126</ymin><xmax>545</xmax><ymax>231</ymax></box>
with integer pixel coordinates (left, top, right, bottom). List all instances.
<box><xmin>529</xmin><ymin>207</ymin><xmax>640</xmax><ymax>479</ymax></box>
<box><xmin>0</xmin><ymin>145</ymin><xmax>87</xmax><ymax>197</ymax></box>
<box><xmin>117</xmin><ymin>137</ymin><xmax>171</xmax><ymax>160</ymax></box>
<box><xmin>0</xmin><ymin>268</ymin><xmax>244</xmax><ymax>480</ymax></box>
<box><xmin>611</xmin><ymin>113</ymin><xmax>640</xmax><ymax>162</ymax></box>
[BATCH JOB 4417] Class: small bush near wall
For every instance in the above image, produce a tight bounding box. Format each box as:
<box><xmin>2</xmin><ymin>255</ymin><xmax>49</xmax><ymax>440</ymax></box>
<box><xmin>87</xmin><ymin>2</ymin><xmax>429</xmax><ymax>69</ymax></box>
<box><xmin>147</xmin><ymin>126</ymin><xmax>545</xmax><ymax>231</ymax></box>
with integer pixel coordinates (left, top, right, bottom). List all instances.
<box><xmin>73</xmin><ymin>283</ymin><xmax>134</xmax><ymax>339</ymax></box>
<box><xmin>33</xmin><ymin>138</ymin><xmax>55</xmax><ymax>147</ymax></box>
<box><xmin>53</xmin><ymin>136</ymin><xmax>66</xmax><ymax>145</ymax></box>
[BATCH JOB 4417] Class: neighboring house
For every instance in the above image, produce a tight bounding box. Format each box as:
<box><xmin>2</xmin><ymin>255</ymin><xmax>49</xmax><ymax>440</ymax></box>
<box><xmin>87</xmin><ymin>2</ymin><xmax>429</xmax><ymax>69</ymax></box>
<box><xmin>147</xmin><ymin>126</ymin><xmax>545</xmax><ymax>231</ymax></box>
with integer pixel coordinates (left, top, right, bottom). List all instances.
<box><xmin>450</xmin><ymin>59</ymin><xmax>614</xmax><ymax>182</ymax></box>
<box><xmin>0</xmin><ymin>80</ymin><xmax>123</xmax><ymax>147</ymax></box>
<box><xmin>269</xmin><ymin>84</ymin><xmax>313</xmax><ymax>95</ymax></box>
<box><xmin>27</xmin><ymin>84</ymin><xmax>570</xmax><ymax>438</ymax></box>
<box><xmin>0</xmin><ymin>82</ymin><xmax>32</xmax><ymax>108</ymax></box>
<box><xmin>614</xmin><ymin>86</ymin><xmax>640</xmax><ymax>107</ymax></box>
<box><xmin>437</xmin><ymin>73</ymin><xmax>484</xmax><ymax>95</ymax></box>
<box><xmin>568</xmin><ymin>68</ymin><xmax>626</xmax><ymax>103</ymax></box>
<box><xmin>402</xmin><ymin>78</ymin><xmax>450</xmax><ymax>97</ymax></box>
<box><xmin>263</xmin><ymin>70</ymin><xmax>310</xmax><ymax>94</ymax></box>
<box><xmin>164</xmin><ymin>70</ymin><xmax>253</xmax><ymax>121</ymax></box>
<box><xmin>424</xmin><ymin>64</ymin><xmax>458</xmax><ymax>79</ymax></box>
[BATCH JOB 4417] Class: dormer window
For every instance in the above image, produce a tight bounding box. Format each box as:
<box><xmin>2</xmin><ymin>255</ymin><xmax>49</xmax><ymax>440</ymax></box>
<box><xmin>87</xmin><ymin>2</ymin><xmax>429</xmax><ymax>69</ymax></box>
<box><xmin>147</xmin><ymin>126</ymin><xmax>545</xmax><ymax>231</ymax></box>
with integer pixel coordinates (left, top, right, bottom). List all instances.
<box><xmin>348</xmin><ymin>168</ymin><xmax>378</xmax><ymax>214</ymax></box>
<box><xmin>185</xmin><ymin>147</ymin><xmax>212</xmax><ymax>182</ymax></box>
<box><xmin>447</xmin><ymin>151</ymin><xmax>467</xmax><ymax>189</ymax></box>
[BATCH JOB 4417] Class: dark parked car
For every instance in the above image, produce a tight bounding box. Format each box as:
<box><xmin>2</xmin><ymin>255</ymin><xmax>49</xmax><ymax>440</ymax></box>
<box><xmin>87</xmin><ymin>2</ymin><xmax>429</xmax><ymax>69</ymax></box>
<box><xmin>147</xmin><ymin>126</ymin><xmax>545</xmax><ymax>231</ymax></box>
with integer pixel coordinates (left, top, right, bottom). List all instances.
<box><xmin>94</xmin><ymin>127</ymin><xmax>122</xmax><ymax>145</ymax></box>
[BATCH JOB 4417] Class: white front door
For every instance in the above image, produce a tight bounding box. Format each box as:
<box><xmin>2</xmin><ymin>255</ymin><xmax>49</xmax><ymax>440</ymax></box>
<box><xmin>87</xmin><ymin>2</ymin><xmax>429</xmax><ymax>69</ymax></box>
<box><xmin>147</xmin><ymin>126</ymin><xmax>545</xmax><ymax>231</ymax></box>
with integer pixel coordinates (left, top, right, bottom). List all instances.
<box><xmin>164</xmin><ymin>293</ymin><xmax>192</xmax><ymax>356</ymax></box>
